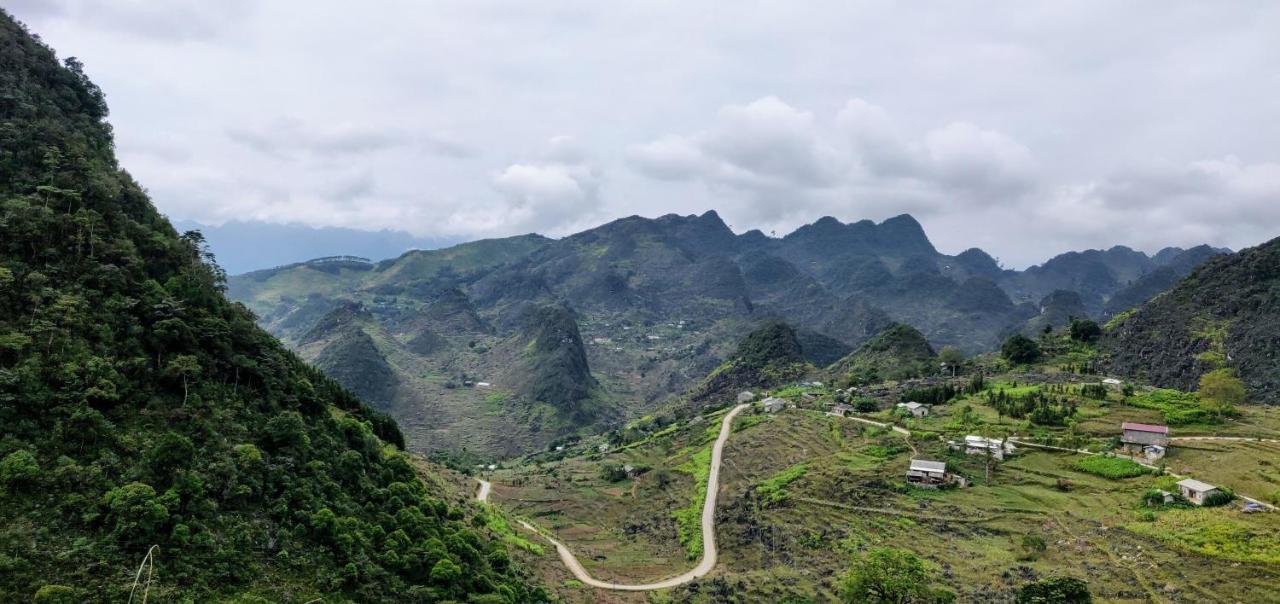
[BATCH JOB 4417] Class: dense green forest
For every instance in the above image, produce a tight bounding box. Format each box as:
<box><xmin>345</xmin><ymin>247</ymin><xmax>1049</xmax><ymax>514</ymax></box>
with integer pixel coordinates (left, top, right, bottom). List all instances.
<box><xmin>0</xmin><ymin>11</ymin><xmax>543</xmax><ymax>602</ymax></box>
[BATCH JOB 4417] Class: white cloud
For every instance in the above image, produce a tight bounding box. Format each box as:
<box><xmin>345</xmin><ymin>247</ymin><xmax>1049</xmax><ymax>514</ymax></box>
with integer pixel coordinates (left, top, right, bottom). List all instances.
<box><xmin>17</xmin><ymin>0</ymin><xmax>252</xmax><ymax>41</ymax></box>
<box><xmin>445</xmin><ymin>136</ymin><xmax>606</xmax><ymax>236</ymax></box>
<box><xmin>1034</xmin><ymin>157</ymin><xmax>1280</xmax><ymax>252</ymax></box>
<box><xmin>8</xmin><ymin>1</ymin><xmax>1280</xmax><ymax>267</ymax></box>
<box><xmin>628</xmin><ymin>96</ymin><xmax>1037</xmax><ymax>225</ymax></box>
<box><xmin>630</xmin><ymin>97</ymin><xmax>843</xmax><ymax>192</ymax></box>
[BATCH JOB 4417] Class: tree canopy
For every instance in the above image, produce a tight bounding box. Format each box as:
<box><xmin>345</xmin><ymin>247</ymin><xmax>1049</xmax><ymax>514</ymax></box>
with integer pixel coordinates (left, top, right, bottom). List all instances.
<box><xmin>1001</xmin><ymin>334</ymin><xmax>1042</xmax><ymax>365</ymax></box>
<box><xmin>1198</xmin><ymin>368</ymin><xmax>1245</xmax><ymax>420</ymax></box>
<box><xmin>839</xmin><ymin>547</ymin><xmax>954</xmax><ymax>604</ymax></box>
<box><xmin>0</xmin><ymin>10</ymin><xmax>543</xmax><ymax>601</ymax></box>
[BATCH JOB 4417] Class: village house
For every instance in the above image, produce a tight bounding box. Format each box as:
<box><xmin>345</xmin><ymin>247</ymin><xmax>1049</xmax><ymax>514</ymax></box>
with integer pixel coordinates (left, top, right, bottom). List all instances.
<box><xmin>1102</xmin><ymin>377</ymin><xmax>1123</xmax><ymax>387</ymax></box>
<box><xmin>1177</xmin><ymin>478</ymin><xmax>1222</xmax><ymax>505</ymax></box>
<box><xmin>906</xmin><ymin>459</ymin><xmax>949</xmax><ymax>487</ymax></box>
<box><xmin>829</xmin><ymin>403</ymin><xmax>854</xmax><ymax>417</ymax></box>
<box><xmin>897</xmin><ymin>401</ymin><xmax>929</xmax><ymax>417</ymax></box>
<box><xmin>954</xmin><ymin>435</ymin><xmax>1016</xmax><ymax>460</ymax></box>
<box><xmin>737</xmin><ymin>391</ymin><xmax>756</xmax><ymax>403</ymax></box>
<box><xmin>762</xmin><ymin>397</ymin><xmax>786</xmax><ymax>413</ymax></box>
<box><xmin>1121</xmin><ymin>422</ymin><xmax>1169</xmax><ymax>460</ymax></box>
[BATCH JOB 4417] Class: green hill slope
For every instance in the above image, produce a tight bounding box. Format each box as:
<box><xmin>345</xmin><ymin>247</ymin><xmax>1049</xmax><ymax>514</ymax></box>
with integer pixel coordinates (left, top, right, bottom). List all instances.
<box><xmin>691</xmin><ymin>322</ymin><xmax>814</xmax><ymax>404</ymax></box>
<box><xmin>1104</xmin><ymin>238</ymin><xmax>1280</xmax><ymax>403</ymax></box>
<box><xmin>828</xmin><ymin>323</ymin><xmax>937</xmax><ymax>385</ymax></box>
<box><xmin>0</xmin><ymin>12</ymin><xmax>543</xmax><ymax>601</ymax></box>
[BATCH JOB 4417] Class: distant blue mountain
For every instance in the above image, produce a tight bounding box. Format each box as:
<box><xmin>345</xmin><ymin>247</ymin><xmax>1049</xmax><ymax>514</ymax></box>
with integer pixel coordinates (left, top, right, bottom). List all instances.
<box><xmin>173</xmin><ymin>220</ymin><xmax>461</xmax><ymax>275</ymax></box>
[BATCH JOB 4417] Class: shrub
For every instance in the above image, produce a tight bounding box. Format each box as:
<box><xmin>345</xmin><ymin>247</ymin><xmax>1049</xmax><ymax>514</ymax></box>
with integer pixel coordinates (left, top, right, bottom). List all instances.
<box><xmin>1018</xmin><ymin>534</ymin><xmax>1046</xmax><ymax>561</ymax></box>
<box><xmin>1072</xmin><ymin>456</ymin><xmax>1149</xmax><ymax>479</ymax></box>
<box><xmin>33</xmin><ymin>585</ymin><xmax>79</xmax><ymax>604</ymax></box>
<box><xmin>854</xmin><ymin>398</ymin><xmax>879</xmax><ymax>413</ymax></box>
<box><xmin>0</xmin><ymin>450</ymin><xmax>39</xmax><ymax>488</ymax></box>
<box><xmin>1017</xmin><ymin>576</ymin><xmax>1091</xmax><ymax>603</ymax></box>
<box><xmin>101</xmin><ymin>482</ymin><xmax>170</xmax><ymax>541</ymax></box>
<box><xmin>1202</xmin><ymin>489</ymin><xmax>1235</xmax><ymax>507</ymax></box>
<box><xmin>599</xmin><ymin>464</ymin><xmax>628</xmax><ymax>483</ymax></box>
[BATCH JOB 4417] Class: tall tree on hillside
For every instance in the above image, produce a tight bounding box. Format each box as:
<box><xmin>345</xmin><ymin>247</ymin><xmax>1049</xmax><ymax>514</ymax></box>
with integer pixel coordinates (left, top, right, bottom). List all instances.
<box><xmin>938</xmin><ymin>346</ymin><xmax>965</xmax><ymax>374</ymax></box>
<box><xmin>1068</xmin><ymin>319</ymin><xmax>1102</xmax><ymax>343</ymax></box>
<box><xmin>1001</xmin><ymin>334</ymin><xmax>1041</xmax><ymax>365</ymax></box>
<box><xmin>839</xmin><ymin>547</ymin><xmax>954</xmax><ymax>603</ymax></box>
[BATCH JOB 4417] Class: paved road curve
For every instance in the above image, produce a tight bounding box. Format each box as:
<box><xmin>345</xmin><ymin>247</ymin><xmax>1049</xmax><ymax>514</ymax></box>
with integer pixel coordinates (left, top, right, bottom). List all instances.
<box><xmin>479</xmin><ymin>403</ymin><xmax>750</xmax><ymax>591</ymax></box>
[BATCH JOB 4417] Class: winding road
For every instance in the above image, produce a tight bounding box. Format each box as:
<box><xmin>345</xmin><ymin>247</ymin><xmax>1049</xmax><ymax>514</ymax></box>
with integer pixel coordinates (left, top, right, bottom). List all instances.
<box><xmin>477</xmin><ymin>403</ymin><xmax>750</xmax><ymax>591</ymax></box>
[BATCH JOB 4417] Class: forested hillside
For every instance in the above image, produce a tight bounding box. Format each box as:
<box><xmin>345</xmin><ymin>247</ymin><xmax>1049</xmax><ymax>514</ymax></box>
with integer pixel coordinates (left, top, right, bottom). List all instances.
<box><xmin>0</xmin><ymin>11</ymin><xmax>542</xmax><ymax>601</ymax></box>
<box><xmin>1104</xmin><ymin>236</ymin><xmax>1280</xmax><ymax>403</ymax></box>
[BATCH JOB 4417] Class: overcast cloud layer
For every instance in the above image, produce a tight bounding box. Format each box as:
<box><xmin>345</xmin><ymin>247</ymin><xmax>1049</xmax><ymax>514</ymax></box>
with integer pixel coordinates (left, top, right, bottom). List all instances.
<box><xmin>8</xmin><ymin>1</ymin><xmax>1280</xmax><ymax>267</ymax></box>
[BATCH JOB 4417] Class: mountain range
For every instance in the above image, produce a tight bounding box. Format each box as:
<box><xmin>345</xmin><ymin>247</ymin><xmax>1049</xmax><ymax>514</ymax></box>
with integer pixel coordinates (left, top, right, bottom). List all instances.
<box><xmin>173</xmin><ymin>219</ymin><xmax>461</xmax><ymax>275</ymax></box>
<box><xmin>228</xmin><ymin>210</ymin><xmax>1228</xmax><ymax>456</ymax></box>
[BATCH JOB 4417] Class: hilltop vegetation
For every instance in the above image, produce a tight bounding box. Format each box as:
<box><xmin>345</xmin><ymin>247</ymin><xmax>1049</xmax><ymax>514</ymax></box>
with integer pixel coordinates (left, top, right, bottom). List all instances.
<box><xmin>0</xmin><ymin>12</ymin><xmax>542</xmax><ymax>600</ymax></box>
<box><xmin>1104</xmin><ymin>235</ymin><xmax>1280</xmax><ymax>403</ymax></box>
<box><xmin>692</xmin><ymin>322</ymin><xmax>813</xmax><ymax>405</ymax></box>
<box><xmin>829</xmin><ymin>323</ymin><xmax>937</xmax><ymax>385</ymax></box>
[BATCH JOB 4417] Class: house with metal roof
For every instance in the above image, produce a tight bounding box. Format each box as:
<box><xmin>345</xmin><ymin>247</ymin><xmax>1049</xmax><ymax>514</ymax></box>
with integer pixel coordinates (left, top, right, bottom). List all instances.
<box><xmin>1121</xmin><ymin>422</ymin><xmax>1170</xmax><ymax>460</ymax></box>
<box><xmin>897</xmin><ymin>401</ymin><xmax>930</xmax><ymax>417</ymax></box>
<box><xmin>762</xmin><ymin>397</ymin><xmax>786</xmax><ymax>413</ymax></box>
<box><xmin>906</xmin><ymin>459</ymin><xmax>948</xmax><ymax>487</ymax></box>
<box><xmin>1177</xmin><ymin>478</ymin><xmax>1222</xmax><ymax>505</ymax></box>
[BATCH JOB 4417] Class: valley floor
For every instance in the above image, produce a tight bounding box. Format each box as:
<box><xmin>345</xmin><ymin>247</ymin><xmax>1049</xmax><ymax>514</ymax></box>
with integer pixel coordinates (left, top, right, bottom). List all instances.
<box><xmin>478</xmin><ymin>375</ymin><xmax>1280</xmax><ymax>603</ymax></box>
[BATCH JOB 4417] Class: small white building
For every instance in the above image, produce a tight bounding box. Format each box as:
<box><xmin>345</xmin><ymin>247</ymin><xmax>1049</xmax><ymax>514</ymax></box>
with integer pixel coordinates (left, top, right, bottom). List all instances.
<box><xmin>1177</xmin><ymin>479</ymin><xmax>1222</xmax><ymax>506</ymax></box>
<box><xmin>475</xmin><ymin>382</ymin><xmax>492</xmax><ymax>388</ymax></box>
<box><xmin>957</xmin><ymin>435</ymin><xmax>1016</xmax><ymax>460</ymax></box>
<box><xmin>906</xmin><ymin>459</ymin><xmax>948</xmax><ymax>487</ymax></box>
<box><xmin>737</xmin><ymin>391</ymin><xmax>756</xmax><ymax>404</ymax></box>
<box><xmin>829</xmin><ymin>403</ymin><xmax>854</xmax><ymax>417</ymax></box>
<box><xmin>1102</xmin><ymin>377</ymin><xmax>1123</xmax><ymax>386</ymax></box>
<box><xmin>762</xmin><ymin>397</ymin><xmax>786</xmax><ymax>413</ymax></box>
<box><xmin>897</xmin><ymin>401</ymin><xmax>929</xmax><ymax>417</ymax></box>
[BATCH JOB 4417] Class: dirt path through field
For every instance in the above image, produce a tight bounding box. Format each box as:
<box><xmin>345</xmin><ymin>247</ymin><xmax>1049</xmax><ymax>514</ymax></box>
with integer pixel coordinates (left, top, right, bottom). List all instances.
<box><xmin>480</xmin><ymin>403</ymin><xmax>750</xmax><ymax>591</ymax></box>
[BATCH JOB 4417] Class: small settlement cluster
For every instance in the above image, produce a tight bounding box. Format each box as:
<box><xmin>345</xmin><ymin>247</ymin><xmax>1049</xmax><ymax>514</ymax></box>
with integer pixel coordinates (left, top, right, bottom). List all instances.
<box><xmin>745</xmin><ymin>382</ymin><xmax>1232</xmax><ymax>504</ymax></box>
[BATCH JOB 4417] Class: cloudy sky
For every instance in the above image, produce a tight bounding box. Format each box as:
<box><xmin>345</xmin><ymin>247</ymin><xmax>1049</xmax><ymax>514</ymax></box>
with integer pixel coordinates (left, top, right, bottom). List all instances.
<box><xmin>8</xmin><ymin>1</ymin><xmax>1280</xmax><ymax>267</ymax></box>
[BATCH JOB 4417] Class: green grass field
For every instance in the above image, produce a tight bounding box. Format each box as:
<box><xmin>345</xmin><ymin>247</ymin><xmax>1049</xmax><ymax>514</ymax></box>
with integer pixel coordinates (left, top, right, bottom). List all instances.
<box><xmin>484</xmin><ymin>373</ymin><xmax>1280</xmax><ymax>603</ymax></box>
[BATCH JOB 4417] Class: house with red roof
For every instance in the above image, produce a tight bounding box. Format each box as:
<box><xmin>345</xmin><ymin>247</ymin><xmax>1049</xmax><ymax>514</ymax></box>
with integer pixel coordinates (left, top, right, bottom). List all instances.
<box><xmin>1121</xmin><ymin>422</ymin><xmax>1169</xmax><ymax>460</ymax></box>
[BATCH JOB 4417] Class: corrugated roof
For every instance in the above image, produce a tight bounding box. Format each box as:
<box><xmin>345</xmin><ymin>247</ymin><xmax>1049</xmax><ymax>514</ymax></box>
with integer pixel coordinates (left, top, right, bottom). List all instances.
<box><xmin>1177</xmin><ymin>478</ymin><xmax>1218</xmax><ymax>492</ymax></box>
<box><xmin>1122</xmin><ymin>422</ymin><xmax>1169</xmax><ymax>434</ymax></box>
<box><xmin>909</xmin><ymin>459</ymin><xmax>946</xmax><ymax>472</ymax></box>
